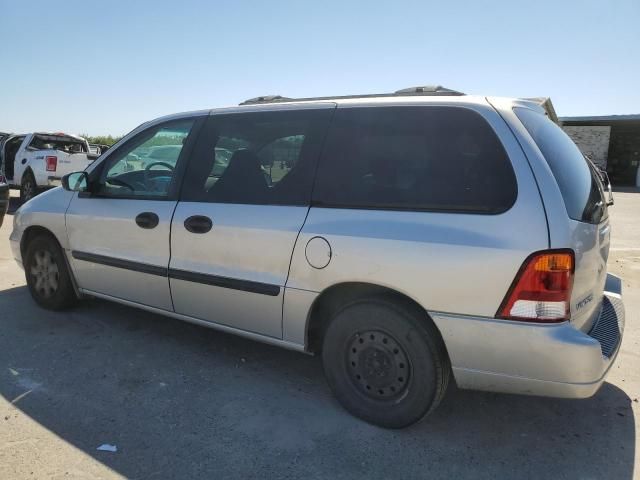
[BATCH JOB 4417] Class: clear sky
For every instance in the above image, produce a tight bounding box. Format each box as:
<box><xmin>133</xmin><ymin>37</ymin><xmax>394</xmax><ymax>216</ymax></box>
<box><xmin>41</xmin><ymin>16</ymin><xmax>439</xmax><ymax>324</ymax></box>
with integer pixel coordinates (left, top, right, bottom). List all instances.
<box><xmin>1</xmin><ymin>0</ymin><xmax>639</xmax><ymax>136</ymax></box>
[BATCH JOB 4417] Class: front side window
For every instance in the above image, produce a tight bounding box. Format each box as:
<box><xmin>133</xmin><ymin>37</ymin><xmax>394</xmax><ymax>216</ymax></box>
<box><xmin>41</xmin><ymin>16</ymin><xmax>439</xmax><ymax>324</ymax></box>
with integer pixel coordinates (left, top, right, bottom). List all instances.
<box><xmin>514</xmin><ymin>107</ymin><xmax>607</xmax><ymax>224</ymax></box>
<box><xmin>182</xmin><ymin>109</ymin><xmax>333</xmax><ymax>205</ymax></box>
<box><xmin>97</xmin><ymin>119</ymin><xmax>195</xmax><ymax>198</ymax></box>
<box><xmin>313</xmin><ymin>106</ymin><xmax>517</xmax><ymax>213</ymax></box>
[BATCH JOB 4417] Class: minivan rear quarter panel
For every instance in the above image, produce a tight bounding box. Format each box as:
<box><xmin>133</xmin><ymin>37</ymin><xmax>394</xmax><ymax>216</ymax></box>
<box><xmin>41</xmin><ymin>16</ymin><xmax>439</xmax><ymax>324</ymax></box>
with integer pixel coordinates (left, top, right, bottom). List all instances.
<box><xmin>283</xmin><ymin>100</ymin><xmax>549</xmax><ymax>346</ymax></box>
<box><xmin>491</xmin><ymin>98</ymin><xmax>611</xmax><ymax>333</ymax></box>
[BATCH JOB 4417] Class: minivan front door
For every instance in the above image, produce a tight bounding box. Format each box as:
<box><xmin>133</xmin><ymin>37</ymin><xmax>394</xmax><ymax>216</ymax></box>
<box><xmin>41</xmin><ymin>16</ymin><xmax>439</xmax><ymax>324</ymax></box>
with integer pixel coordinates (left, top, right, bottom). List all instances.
<box><xmin>66</xmin><ymin>117</ymin><xmax>201</xmax><ymax>310</ymax></box>
<box><xmin>169</xmin><ymin>106</ymin><xmax>334</xmax><ymax>338</ymax></box>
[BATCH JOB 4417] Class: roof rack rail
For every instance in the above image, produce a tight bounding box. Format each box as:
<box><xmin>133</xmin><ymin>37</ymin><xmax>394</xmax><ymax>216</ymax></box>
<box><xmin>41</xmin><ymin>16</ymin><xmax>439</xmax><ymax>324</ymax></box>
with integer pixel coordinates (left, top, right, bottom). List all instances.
<box><xmin>394</xmin><ymin>85</ymin><xmax>464</xmax><ymax>96</ymax></box>
<box><xmin>239</xmin><ymin>95</ymin><xmax>293</xmax><ymax>105</ymax></box>
<box><xmin>238</xmin><ymin>85</ymin><xmax>464</xmax><ymax>105</ymax></box>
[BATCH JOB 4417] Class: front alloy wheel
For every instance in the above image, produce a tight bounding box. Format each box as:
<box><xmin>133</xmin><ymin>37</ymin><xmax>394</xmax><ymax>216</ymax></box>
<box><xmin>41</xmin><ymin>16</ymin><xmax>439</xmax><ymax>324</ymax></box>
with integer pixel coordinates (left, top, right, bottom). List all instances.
<box><xmin>24</xmin><ymin>235</ymin><xmax>77</xmax><ymax>310</ymax></box>
<box><xmin>29</xmin><ymin>249</ymin><xmax>60</xmax><ymax>299</ymax></box>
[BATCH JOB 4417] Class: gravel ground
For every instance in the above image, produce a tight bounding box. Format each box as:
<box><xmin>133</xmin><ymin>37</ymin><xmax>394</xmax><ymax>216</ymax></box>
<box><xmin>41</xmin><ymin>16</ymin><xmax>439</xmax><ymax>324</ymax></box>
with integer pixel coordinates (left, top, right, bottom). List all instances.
<box><xmin>0</xmin><ymin>191</ymin><xmax>637</xmax><ymax>479</ymax></box>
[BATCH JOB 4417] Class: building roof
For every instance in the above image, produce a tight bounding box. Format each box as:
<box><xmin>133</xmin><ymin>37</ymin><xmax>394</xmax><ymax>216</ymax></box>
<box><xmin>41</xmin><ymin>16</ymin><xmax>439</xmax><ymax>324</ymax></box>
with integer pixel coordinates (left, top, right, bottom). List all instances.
<box><xmin>560</xmin><ymin>114</ymin><xmax>640</xmax><ymax>124</ymax></box>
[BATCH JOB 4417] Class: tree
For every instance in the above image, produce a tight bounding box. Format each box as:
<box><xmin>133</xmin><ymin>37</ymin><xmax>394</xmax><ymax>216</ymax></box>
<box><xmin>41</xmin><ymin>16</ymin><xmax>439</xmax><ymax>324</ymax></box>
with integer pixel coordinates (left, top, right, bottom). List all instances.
<box><xmin>79</xmin><ymin>134</ymin><xmax>122</xmax><ymax>146</ymax></box>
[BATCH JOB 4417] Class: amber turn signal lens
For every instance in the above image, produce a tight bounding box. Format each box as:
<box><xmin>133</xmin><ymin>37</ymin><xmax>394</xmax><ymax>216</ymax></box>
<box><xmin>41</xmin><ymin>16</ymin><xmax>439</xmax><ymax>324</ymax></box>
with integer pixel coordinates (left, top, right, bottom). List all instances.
<box><xmin>532</xmin><ymin>253</ymin><xmax>574</xmax><ymax>272</ymax></box>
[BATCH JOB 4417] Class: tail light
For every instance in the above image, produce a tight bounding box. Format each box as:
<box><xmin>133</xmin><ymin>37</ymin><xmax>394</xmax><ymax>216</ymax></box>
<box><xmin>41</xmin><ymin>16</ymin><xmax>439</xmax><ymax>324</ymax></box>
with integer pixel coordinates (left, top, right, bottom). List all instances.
<box><xmin>0</xmin><ymin>174</ymin><xmax>6</xmax><ymax>184</ymax></box>
<box><xmin>497</xmin><ymin>250</ymin><xmax>574</xmax><ymax>323</ymax></box>
<box><xmin>46</xmin><ymin>155</ymin><xmax>58</xmax><ymax>172</ymax></box>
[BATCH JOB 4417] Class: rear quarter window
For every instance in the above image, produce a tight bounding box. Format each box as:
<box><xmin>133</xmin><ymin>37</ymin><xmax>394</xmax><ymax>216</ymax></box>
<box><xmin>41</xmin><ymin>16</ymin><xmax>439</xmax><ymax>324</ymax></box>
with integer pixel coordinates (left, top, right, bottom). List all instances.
<box><xmin>514</xmin><ymin>107</ymin><xmax>607</xmax><ymax>224</ymax></box>
<box><xmin>313</xmin><ymin>106</ymin><xmax>517</xmax><ymax>214</ymax></box>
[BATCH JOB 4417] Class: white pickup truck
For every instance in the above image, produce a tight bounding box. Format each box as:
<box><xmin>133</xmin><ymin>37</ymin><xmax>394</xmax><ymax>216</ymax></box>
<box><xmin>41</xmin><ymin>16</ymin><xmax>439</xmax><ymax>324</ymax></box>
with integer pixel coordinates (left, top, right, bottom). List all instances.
<box><xmin>0</xmin><ymin>132</ymin><xmax>98</xmax><ymax>201</ymax></box>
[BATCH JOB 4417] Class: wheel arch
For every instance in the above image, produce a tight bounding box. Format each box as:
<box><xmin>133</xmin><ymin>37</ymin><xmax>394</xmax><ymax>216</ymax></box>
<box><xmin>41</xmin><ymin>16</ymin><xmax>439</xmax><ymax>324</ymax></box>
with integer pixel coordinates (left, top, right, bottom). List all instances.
<box><xmin>19</xmin><ymin>166</ymin><xmax>35</xmax><ymax>185</ymax></box>
<box><xmin>20</xmin><ymin>225</ymin><xmax>62</xmax><ymax>259</ymax></box>
<box><xmin>305</xmin><ymin>281</ymin><xmax>449</xmax><ymax>357</ymax></box>
<box><xmin>21</xmin><ymin>225</ymin><xmax>81</xmax><ymax>299</ymax></box>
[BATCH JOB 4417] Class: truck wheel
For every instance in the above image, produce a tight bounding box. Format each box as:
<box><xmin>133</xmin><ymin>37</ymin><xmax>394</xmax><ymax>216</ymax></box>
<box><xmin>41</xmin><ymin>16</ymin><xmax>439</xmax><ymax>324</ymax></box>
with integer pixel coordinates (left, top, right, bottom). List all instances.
<box><xmin>20</xmin><ymin>172</ymin><xmax>38</xmax><ymax>202</ymax></box>
<box><xmin>322</xmin><ymin>297</ymin><xmax>450</xmax><ymax>428</ymax></box>
<box><xmin>24</xmin><ymin>234</ymin><xmax>77</xmax><ymax>310</ymax></box>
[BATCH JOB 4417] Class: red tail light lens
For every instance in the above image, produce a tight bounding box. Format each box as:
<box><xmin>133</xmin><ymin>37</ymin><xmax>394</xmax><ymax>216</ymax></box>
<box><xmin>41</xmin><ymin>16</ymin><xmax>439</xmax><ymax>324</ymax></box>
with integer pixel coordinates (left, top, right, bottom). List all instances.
<box><xmin>46</xmin><ymin>155</ymin><xmax>57</xmax><ymax>172</ymax></box>
<box><xmin>0</xmin><ymin>174</ymin><xmax>6</xmax><ymax>184</ymax></box>
<box><xmin>497</xmin><ymin>250</ymin><xmax>574</xmax><ymax>323</ymax></box>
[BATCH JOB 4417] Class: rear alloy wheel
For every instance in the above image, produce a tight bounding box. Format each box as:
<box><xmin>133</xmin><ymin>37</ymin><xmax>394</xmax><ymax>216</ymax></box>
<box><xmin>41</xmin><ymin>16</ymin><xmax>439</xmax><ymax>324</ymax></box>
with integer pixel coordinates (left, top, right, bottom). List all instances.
<box><xmin>322</xmin><ymin>297</ymin><xmax>450</xmax><ymax>428</ymax></box>
<box><xmin>20</xmin><ymin>172</ymin><xmax>37</xmax><ymax>202</ymax></box>
<box><xmin>25</xmin><ymin>235</ymin><xmax>77</xmax><ymax>310</ymax></box>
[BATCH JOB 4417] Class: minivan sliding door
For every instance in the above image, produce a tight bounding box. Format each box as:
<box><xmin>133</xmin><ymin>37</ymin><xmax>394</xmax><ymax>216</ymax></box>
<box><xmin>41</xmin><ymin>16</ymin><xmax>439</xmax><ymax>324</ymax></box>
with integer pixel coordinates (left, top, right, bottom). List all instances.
<box><xmin>169</xmin><ymin>106</ymin><xmax>334</xmax><ymax>338</ymax></box>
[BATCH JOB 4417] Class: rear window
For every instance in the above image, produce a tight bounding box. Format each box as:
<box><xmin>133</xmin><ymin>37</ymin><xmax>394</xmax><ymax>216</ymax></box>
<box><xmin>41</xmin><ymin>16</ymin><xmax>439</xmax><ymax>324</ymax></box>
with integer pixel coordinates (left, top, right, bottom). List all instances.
<box><xmin>514</xmin><ymin>107</ymin><xmax>607</xmax><ymax>224</ymax></box>
<box><xmin>312</xmin><ymin>106</ymin><xmax>517</xmax><ymax>214</ymax></box>
<box><xmin>29</xmin><ymin>135</ymin><xmax>87</xmax><ymax>153</ymax></box>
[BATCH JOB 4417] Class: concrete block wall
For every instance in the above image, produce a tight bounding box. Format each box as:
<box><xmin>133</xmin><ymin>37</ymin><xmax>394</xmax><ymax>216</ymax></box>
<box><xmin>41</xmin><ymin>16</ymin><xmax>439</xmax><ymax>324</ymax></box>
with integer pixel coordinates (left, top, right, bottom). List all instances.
<box><xmin>562</xmin><ymin>125</ymin><xmax>611</xmax><ymax>169</ymax></box>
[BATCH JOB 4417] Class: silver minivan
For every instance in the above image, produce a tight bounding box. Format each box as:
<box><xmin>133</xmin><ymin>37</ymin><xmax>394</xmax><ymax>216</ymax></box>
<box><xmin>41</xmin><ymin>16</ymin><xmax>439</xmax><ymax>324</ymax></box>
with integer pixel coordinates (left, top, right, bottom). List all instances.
<box><xmin>10</xmin><ymin>87</ymin><xmax>625</xmax><ymax>428</ymax></box>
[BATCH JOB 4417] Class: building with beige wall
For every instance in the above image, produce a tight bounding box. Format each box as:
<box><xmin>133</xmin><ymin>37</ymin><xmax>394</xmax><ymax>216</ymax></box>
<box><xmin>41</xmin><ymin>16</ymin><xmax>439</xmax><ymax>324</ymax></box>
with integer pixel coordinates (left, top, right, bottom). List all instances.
<box><xmin>561</xmin><ymin>115</ymin><xmax>640</xmax><ymax>185</ymax></box>
<box><xmin>562</xmin><ymin>125</ymin><xmax>611</xmax><ymax>169</ymax></box>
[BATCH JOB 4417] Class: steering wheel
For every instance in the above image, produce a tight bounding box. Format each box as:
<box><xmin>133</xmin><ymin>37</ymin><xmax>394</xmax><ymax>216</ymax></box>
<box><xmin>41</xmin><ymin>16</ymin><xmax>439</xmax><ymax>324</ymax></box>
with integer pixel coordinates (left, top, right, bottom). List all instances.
<box><xmin>145</xmin><ymin>161</ymin><xmax>175</xmax><ymax>172</ymax></box>
<box><xmin>144</xmin><ymin>161</ymin><xmax>175</xmax><ymax>192</ymax></box>
<box><xmin>106</xmin><ymin>177</ymin><xmax>135</xmax><ymax>192</ymax></box>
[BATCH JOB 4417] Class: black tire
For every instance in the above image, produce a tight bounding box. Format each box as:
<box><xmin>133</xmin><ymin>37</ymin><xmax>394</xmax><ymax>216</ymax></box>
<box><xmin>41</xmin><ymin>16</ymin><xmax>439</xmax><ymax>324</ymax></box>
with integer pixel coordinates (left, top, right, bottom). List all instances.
<box><xmin>24</xmin><ymin>234</ymin><xmax>77</xmax><ymax>310</ymax></box>
<box><xmin>20</xmin><ymin>171</ymin><xmax>38</xmax><ymax>203</ymax></box>
<box><xmin>322</xmin><ymin>296</ymin><xmax>450</xmax><ymax>428</ymax></box>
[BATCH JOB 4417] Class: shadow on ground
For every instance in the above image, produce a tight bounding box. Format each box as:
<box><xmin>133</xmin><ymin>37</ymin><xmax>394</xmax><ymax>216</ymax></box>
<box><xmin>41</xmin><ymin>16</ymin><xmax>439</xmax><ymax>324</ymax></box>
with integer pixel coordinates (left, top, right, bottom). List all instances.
<box><xmin>0</xmin><ymin>286</ymin><xmax>635</xmax><ymax>479</ymax></box>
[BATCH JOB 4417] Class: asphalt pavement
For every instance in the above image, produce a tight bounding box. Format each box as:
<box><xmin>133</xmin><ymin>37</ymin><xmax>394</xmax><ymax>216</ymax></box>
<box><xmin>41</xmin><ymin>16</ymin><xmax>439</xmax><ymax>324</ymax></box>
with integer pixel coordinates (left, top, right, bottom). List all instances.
<box><xmin>0</xmin><ymin>191</ymin><xmax>638</xmax><ymax>479</ymax></box>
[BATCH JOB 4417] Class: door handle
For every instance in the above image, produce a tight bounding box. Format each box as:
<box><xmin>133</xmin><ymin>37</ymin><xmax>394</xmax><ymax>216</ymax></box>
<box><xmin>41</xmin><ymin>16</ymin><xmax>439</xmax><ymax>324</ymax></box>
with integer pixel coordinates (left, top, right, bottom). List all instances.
<box><xmin>135</xmin><ymin>212</ymin><xmax>159</xmax><ymax>229</ymax></box>
<box><xmin>184</xmin><ymin>215</ymin><xmax>212</xmax><ymax>234</ymax></box>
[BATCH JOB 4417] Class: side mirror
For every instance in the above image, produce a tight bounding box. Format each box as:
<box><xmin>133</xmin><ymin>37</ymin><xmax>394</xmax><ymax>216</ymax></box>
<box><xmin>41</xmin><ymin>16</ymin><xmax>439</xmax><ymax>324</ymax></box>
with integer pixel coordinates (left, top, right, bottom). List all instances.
<box><xmin>62</xmin><ymin>171</ymin><xmax>89</xmax><ymax>192</ymax></box>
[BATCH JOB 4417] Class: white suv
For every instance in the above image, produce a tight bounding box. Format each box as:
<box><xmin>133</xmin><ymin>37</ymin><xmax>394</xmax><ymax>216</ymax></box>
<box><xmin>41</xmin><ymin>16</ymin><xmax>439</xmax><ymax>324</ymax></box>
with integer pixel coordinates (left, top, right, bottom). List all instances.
<box><xmin>10</xmin><ymin>87</ymin><xmax>624</xmax><ymax>428</ymax></box>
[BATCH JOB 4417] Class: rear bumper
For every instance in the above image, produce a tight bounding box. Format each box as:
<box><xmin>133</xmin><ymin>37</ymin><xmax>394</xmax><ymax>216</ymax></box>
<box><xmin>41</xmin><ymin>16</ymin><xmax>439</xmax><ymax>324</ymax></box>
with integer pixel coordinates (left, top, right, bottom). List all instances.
<box><xmin>431</xmin><ymin>273</ymin><xmax>625</xmax><ymax>398</ymax></box>
<box><xmin>46</xmin><ymin>176</ymin><xmax>62</xmax><ymax>187</ymax></box>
